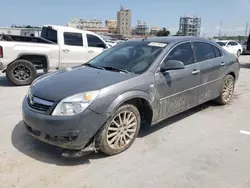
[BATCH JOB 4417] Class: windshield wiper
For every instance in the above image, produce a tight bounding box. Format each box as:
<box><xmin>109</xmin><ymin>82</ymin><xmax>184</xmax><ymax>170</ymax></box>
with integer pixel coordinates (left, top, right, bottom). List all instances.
<box><xmin>102</xmin><ymin>66</ymin><xmax>132</xmax><ymax>74</ymax></box>
<box><xmin>84</xmin><ymin>63</ymin><xmax>105</xmax><ymax>70</ymax></box>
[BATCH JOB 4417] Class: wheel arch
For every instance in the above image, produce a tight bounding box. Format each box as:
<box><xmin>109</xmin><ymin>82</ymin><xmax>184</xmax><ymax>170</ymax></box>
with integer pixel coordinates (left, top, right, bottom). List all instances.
<box><xmin>106</xmin><ymin>91</ymin><xmax>154</xmax><ymax>127</ymax></box>
<box><xmin>6</xmin><ymin>53</ymin><xmax>50</xmax><ymax>71</ymax></box>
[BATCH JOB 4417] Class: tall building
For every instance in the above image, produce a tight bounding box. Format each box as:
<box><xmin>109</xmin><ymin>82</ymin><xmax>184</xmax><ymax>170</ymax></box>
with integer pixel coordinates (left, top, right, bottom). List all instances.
<box><xmin>67</xmin><ymin>18</ymin><xmax>109</xmax><ymax>34</ymax></box>
<box><xmin>117</xmin><ymin>6</ymin><xmax>132</xmax><ymax>35</ymax></box>
<box><xmin>134</xmin><ymin>20</ymin><xmax>149</xmax><ymax>35</ymax></box>
<box><xmin>178</xmin><ymin>15</ymin><xmax>201</xmax><ymax>36</ymax></box>
<box><xmin>105</xmin><ymin>20</ymin><xmax>117</xmax><ymax>33</ymax></box>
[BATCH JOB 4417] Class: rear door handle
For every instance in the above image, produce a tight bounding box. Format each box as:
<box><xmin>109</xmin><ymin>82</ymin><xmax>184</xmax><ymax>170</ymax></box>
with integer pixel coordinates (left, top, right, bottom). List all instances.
<box><xmin>192</xmin><ymin>69</ymin><xmax>200</xmax><ymax>75</ymax></box>
<box><xmin>221</xmin><ymin>62</ymin><xmax>225</xmax><ymax>66</ymax></box>
<box><xmin>62</xmin><ymin>49</ymin><xmax>70</xmax><ymax>53</ymax></box>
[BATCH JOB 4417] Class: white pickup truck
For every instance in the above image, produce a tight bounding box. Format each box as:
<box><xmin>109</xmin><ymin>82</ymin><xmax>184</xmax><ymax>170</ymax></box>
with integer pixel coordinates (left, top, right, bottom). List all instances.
<box><xmin>0</xmin><ymin>25</ymin><xmax>108</xmax><ymax>86</ymax></box>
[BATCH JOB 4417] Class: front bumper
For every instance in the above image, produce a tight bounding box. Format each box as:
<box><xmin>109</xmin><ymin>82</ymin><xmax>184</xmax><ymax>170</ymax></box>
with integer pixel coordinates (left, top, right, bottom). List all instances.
<box><xmin>22</xmin><ymin>96</ymin><xmax>107</xmax><ymax>150</ymax></box>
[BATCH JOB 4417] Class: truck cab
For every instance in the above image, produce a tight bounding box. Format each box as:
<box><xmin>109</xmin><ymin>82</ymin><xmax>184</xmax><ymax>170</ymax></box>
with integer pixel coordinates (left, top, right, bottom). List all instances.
<box><xmin>41</xmin><ymin>25</ymin><xmax>108</xmax><ymax>68</ymax></box>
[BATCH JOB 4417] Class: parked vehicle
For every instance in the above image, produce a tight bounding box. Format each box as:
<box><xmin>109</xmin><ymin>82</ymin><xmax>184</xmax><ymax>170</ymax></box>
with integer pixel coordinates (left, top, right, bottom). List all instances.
<box><xmin>242</xmin><ymin>34</ymin><xmax>250</xmax><ymax>54</ymax></box>
<box><xmin>0</xmin><ymin>25</ymin><xmax>108</xmax><ymax>86</ymax></box>
<box><xmin>216</xmin><ymin>40</ymin><xmax>243</xmax><ymax>57</ymax></box>
<box><xmin>22</xmin><ymin>36</ymin><xmax>240</xmax><ymax>157</ymax></box>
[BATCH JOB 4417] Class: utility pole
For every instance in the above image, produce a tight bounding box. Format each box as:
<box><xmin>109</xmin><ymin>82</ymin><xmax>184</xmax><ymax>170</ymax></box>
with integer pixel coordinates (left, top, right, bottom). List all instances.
<box><xmin>218</xmin><ymin>20</ymin><xmax>222</xmax><ymax>39</ymax></box>
<box><xmin>245</xmin><ymin>22</ymin><xmax>249</xmax><ymax>37</ymax></box>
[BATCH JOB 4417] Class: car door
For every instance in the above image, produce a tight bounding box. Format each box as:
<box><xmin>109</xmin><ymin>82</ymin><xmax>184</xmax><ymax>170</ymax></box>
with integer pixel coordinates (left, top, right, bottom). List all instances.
<box><xmin>86</xmin><ymin>34</ymin><xmax>107</xmax><ymax>61</ymax></box>
<box><xmin>60</xmin><ymin>32</ymin><xmax>88</xmax><ymax>68</ymax></box>
<box><xmin>191</xmin><ymin>42</ymin><xmax>223</xmax><ymax>103</ymax></box>
<box><xmin>226</xmin><ymin>41</ymin><xmax>237</xmax><ymax>55</ymax></box>
<box><xmin>155</xmin><ymin>42</ymin><xmax>201</xmax><ymax>119</ymax></box>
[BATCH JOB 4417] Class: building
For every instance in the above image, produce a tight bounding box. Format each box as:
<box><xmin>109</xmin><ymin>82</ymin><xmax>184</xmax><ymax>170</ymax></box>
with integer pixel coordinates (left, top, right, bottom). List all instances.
<box><xmin>105</xmin><ymin>20</ymin><xmax>117</xmax><ymax>33</ymax></box>
<box><xmin>117</xmin><ymin>6</ymin><xmax>132</xmax><ymax>36</ymax></box>
<box><xmin>150</xmin><ymin>26</ymin><xmax>161</xmax><ymax>35</ymax></box>
<box><xmin>178</xmin><ymin>15</ymin><xmax>201</xmax><ymax>36</ymax></box>
<box><xmin>0</xmin><ymin>27</ymin><xmax>42</xmax><ymax>37</ymax></box>
<box><xmin>134</xmin><ymin>20</ymin><xmax>149</xmax><ymax>36</ymax></box>
<box><xmin>67</xmin><ymin>18</ymin><xmax>109</xmax><ymax>34</ymax></box>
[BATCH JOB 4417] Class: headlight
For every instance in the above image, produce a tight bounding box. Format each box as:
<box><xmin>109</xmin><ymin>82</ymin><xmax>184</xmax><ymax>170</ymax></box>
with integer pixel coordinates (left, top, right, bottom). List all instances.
<box><xmin>52</xmin><ymin>90</ymin><xmax>100</xmax><ymax>116</ymax></box>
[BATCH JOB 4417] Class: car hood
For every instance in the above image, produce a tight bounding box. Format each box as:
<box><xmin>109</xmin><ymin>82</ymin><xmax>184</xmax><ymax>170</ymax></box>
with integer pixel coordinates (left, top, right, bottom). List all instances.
<box><xmin>30</xmin><ymin>66</ymin><xmax>136</xmax><ymax>102</ymax></box>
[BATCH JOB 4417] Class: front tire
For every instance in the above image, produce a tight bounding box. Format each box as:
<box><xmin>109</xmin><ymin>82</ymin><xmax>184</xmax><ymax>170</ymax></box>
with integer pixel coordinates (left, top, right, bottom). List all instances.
<box><xmin>6</xmin><ymin>59</ymin><xmax>37</xmax><ymax>86</ymax></box>
<box><xmin>215</xmin><ymin>74</ymin><xmax>235</xmax><ymax>105</ymax></box>
<box><xmin>95</xmin><ymin>104</ymin><xmax>141</xmax><ymax>155</ymax></box>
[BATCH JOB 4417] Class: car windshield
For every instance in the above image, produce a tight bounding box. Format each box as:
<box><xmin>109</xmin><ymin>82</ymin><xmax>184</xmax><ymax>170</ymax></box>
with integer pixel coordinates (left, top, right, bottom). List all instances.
<box><xmin>87</xmin><ymin>41</ymin><xmax>166</xmax><ymax>74</ymax></box>
<box><xmin>216</xmin><ymin>42</ymin><xmax>227</xmax><ymax>46</ymax></box>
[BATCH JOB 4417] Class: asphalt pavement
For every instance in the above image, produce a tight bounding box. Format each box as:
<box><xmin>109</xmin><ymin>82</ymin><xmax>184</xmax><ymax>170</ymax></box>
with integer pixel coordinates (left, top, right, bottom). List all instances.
<box><xmin>1</xmin><ymin>56</ymin><xmax>250</xmax><ymax>188</ymax></box>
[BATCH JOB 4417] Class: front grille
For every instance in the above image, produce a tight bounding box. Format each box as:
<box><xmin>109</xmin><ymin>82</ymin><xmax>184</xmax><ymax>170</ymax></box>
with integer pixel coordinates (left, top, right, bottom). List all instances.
<box><xmin>28</xmin><ymin>93</ymin><xmax>54</xmax><ymax>112</ymax></box>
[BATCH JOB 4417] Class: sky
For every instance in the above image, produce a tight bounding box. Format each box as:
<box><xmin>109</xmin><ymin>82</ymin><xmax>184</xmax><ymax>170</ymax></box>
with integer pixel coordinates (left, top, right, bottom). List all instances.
<box><xmin>0</xmin><ymin>0</ymin><xmax>250</xmax><ymax>37</ymax></box>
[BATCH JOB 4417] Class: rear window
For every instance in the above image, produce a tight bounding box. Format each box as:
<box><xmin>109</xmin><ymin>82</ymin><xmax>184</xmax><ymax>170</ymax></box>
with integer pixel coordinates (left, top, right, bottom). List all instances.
<box><xmin>216</xmin><ymin>42</ymin><xmax>226</xmax><ymax>46</ymax></box>
<box><xmin>41</xmin><ymin>27</ymin><xmax>58</xmax><ymax>43</ymax></box>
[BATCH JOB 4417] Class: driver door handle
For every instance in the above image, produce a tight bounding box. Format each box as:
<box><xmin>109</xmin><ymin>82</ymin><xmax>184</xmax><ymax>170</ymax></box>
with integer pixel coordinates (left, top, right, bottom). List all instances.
<box><xmin>192</xmin><ymin>69</ymin><xmax>200</xmax><ymax>75</ymax></box>
<box><xmin>62</xmin><ymin>49</ymin><xmax>70</xmax><ymax>53</ymax></box>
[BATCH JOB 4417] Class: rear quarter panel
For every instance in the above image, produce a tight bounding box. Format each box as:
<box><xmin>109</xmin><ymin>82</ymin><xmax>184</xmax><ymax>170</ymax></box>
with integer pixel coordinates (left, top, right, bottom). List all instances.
<box><xmin>0</xmin><ymin>41</ymin><xmax>59</xmax><ymax>69</ymax></box>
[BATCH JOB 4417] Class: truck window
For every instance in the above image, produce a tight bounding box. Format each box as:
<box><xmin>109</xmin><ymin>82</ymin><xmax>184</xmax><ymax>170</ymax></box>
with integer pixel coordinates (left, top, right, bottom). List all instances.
<box><xmin>41</xmin><ymin>27</ymin><xmax>58</xmax><ymax>43</ymax></box>
<box><xmin>64</xmin><ymin>32</ymin><xmax>83</xmax><ymax>46</ymax></box>
<box><xmin>87</xmin><ymin>34</ymin><xmax>106</xmax><ymax>48</ymax></box>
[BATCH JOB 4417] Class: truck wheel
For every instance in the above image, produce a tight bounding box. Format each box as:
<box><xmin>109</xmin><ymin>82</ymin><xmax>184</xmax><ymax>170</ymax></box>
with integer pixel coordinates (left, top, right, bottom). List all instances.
<box><xmin>6</xmin><ymin>59</ymin><xmax>37</xmax><ymax>86</ymax></box>
<box><xmin>215</xmin><ymin>74</ymin><xmax>235</xmax><ymax>105</ymax></box>
<box><xmin>95</xmin><ymin>104</ymin><xmax>141</xmax><ymax>155</ymax></box>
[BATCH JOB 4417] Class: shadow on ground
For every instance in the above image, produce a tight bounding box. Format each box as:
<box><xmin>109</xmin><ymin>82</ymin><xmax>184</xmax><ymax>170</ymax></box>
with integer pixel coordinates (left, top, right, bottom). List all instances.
<box><xmin>240</xmin><ymin>63</ymin><xmax>250</xmax><ymax>69</ymax></box>
<box><xmin>138</xmin><ymin>102</ymin><xmax>212</xmax><ymax>137</ymax></box>
<box><xmin>0</xmin><ymin>73</ymin><xmax>44</xmax><ymax>87</ymax></box>
<box><xmin>11</xmin><ymin>121</ymin><xmax>108</xmax><ymax>166</ymax></box>
<box><xmin>11</xmin><ymin>102</ymin><xmax>215</xmax><ymax>166</ymax></box>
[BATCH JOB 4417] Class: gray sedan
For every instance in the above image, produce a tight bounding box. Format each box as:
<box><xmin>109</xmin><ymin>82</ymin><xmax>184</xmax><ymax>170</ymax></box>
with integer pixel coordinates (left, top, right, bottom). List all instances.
<box><xmin>22</xmin><ymin>36</ymin><xmax>240</xmax><ymax>157</ymax></box>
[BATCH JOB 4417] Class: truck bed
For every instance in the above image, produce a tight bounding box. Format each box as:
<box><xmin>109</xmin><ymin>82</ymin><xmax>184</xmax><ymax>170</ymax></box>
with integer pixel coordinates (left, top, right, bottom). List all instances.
<box><xmin>0</xmin><ymin>34</ymin><xmax>54</xmax><ymax>44</ymax></box>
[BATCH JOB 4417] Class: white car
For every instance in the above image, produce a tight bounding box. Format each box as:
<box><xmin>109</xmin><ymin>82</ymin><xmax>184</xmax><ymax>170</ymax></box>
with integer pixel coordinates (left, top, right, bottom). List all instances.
<box><xmin>0</xmin><ymin>25</ymin><xmax>108</xmax><ymax>85</ymax></box>
<box><xmin>216</xmin><ymin>40</ymin><xmax>243</xmax><ymax>57</ymax></box>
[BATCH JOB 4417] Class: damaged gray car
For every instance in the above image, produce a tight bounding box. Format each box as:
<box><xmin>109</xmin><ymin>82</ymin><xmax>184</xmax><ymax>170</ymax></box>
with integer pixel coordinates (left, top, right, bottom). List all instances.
<box><xmin>22</xmin><ymin>36</ymin><xmax>240</xmax><ymax>157</ymax></box>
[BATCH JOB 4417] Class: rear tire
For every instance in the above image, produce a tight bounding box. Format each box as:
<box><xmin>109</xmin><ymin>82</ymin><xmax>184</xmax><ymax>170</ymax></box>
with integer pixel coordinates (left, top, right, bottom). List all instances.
<box><xmin>237</xmin><ymin>50</ymin><xmax>241</xmax><ymax>57</ymax></box>
<box><xmin>215</xmin><ymin>74</ymin><xmax>235</xmax><ymax>105</ymax></box>
<box><xmin>6</xmin><ymin>59</ymin><xmax>37</xmax><ymax>86</ymax></box>
<box><xmin>95</xmin><ymin>104</ymin><xmax>141</xmax><ymax>156</ymax></box>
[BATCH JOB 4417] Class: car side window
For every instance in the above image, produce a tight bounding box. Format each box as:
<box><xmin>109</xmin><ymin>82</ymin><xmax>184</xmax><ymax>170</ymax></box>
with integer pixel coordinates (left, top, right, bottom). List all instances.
<box><xmin>228</xmin><ymin>41</ymin><xmax>237</xmax><ymax>46</ymax></box>
<box><xmin>165</xmin><ymin>42</ymin><xmax>195</xmax><ymax>66</ymax></box>
<box><xmin>87</xmin><ymin>34</ymin><xmax>106</xmax><ymax>48</ymax></box>
<box><xmin>212</xmin><ymin>46</ymin><xmax>222</xmax><ymax>57</ymax></box>
<box><xmin>192</xmin><ymin>42</ymin><xmax>215</xmax><ymax>62</ymax></box>
<box><xmin>64</xmin><ymin>32</ymin><xmax>83</xmax><ymax>46</ymax></box>
<box><xmin>231</xmin><ymin>42</ymin><xmax>238</xmax><ymax>46</ymax></box>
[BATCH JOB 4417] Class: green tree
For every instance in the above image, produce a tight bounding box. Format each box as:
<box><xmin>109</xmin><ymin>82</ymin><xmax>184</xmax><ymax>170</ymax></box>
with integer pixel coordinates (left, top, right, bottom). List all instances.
<box><xmin>156</xmin><ymin>27</ymin><xmax>170</xmax><ymax>37</ymax></box>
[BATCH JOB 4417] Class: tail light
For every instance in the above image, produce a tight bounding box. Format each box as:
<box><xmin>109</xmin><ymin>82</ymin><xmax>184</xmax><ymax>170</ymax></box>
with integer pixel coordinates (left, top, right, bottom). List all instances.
<box><xmin>0</xmin><ymin>46</ymin><xmax>3</xmax><ymax>58</ymax></box>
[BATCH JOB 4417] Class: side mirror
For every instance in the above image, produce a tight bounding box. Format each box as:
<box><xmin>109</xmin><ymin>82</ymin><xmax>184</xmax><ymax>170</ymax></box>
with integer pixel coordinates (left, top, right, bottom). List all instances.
<box><xmin>160</xmin><ymin>60</ymin><xmax>185</xmax><ymax>72</ymax></box>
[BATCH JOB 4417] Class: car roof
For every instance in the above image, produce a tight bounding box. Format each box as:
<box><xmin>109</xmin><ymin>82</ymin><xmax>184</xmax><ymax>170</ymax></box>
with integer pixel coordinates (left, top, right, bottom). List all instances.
<box><xmin>43</xmin><ymin>25</ymin><xmax>99</xmax><ymax>36</ymax></box>
<box><xmin>217</xmin><ymin>40</ymin><xmax>237</xmax><ymax>43</ymax></box>
<box><xmin>127</xmin><ymin>36</ymin><xmax>212</xmax><ymax>45</ymax></box>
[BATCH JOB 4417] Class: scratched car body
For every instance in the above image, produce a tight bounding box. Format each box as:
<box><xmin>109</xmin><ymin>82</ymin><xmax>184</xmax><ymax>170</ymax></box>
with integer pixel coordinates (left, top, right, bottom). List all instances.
<box><xmin>22</xmin><ymin>36</ymin><xmax>240</xmax><ymax>156</ymax></box>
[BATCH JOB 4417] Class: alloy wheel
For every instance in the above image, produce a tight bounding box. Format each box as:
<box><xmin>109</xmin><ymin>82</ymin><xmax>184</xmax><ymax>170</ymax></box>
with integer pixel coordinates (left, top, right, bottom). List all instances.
<box><xmin>13</xmin><ymin>65</ymin><xmax>31</xmax><ymax>81</ymax></box>
<box><xmin>222</xmin><ymin>77</ymin><xmax>234</xmax><ymax>102</ymax></box>
<box><xmin>107</xmin><ymin>111</ymin><xmax>138</xmax><ymax>149</ymax></box>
